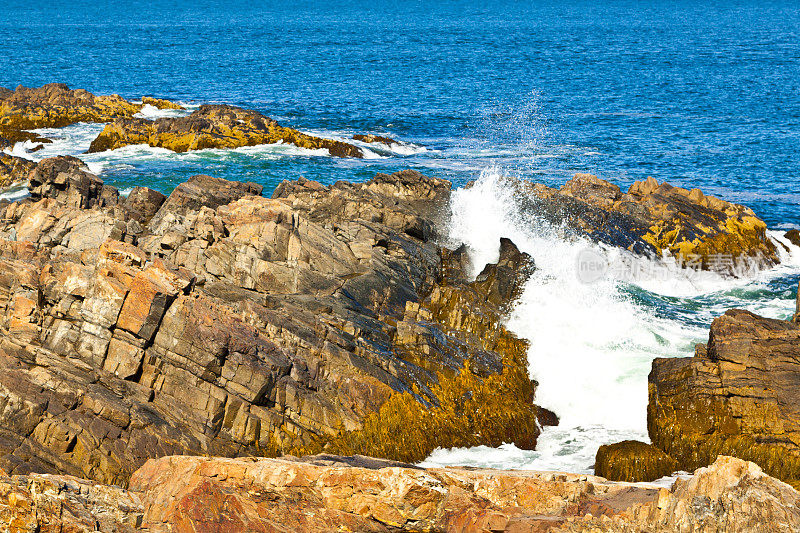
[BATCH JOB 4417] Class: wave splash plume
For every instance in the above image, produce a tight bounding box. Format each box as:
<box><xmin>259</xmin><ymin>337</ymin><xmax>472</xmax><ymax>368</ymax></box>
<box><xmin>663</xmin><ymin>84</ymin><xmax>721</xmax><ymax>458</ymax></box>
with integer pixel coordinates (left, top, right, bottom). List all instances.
<box><xmin>423</xmin><ymin>167</ymin><xmax>799</xmax><ymax>473</ymax></box>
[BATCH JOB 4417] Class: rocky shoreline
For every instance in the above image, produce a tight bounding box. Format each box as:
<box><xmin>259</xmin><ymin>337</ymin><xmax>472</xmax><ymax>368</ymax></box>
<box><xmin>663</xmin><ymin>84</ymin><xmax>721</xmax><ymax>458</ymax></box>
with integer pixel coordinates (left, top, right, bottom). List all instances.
<box><xmin>3</xmin><ymin>454</ymin><xmax>799</xmax><ymax>532</ymax></box>
<box><xmin>0</xmin><ymin>84</ymin><xmax>799</xmax><ymax>531</ymax></box>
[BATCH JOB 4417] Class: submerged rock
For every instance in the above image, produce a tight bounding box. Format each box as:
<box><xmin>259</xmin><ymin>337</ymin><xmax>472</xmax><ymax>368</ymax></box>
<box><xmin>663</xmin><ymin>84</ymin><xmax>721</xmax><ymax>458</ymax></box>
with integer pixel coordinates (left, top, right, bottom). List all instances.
<box><xmin>595</xmin><ymin>440</ymin><xmax>678</xmax><ymax>482</ymax></box>
<box><xmin>517</xmin><ymin>173</ymin><xmax>778</xmax><ymax>270</ymax></box>
<box><xmin>88</xmin><ymin>104</ymin><xmax>365</xmax><ymax>157</ymax></box>
<box><xmin>0</xmin><ymin>167</ymin><xmax>544</xmax><ymax>486</ymax></box>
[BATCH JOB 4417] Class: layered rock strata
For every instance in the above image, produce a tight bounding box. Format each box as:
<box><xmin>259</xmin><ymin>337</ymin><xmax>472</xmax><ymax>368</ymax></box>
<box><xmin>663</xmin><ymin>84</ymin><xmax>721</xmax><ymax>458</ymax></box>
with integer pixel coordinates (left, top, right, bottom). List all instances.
<box><xmin>647</xmin><ymin>307</ymin><xmax>800</xmax><ymax>488</ymax></box>
<box><xmin>599</xmin><ymin>289</ymin><xmax>800</xmax><ymax>489</ymax></box>
<box><xmin>0</xmin><ymin>159</ymin><xmax>543</xmax><ymax>487</ymax></box>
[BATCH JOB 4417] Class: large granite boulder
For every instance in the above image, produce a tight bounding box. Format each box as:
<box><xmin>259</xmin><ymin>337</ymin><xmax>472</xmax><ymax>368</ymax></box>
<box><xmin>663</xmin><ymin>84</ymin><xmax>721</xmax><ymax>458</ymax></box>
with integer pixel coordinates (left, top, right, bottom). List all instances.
<box><xmin>0</xmin><ymin>168</ymin><xmax>544</xmax><ymax>486</ymax></box>
<box><xmin>516</xmin><ymin>173</ymin><xmax>778</xmax><ymax>269</ymax></box>
<box><xmin>88</xmin><ymin>104</ymin><xmax>364</xmax><ymax>157</ymax></box>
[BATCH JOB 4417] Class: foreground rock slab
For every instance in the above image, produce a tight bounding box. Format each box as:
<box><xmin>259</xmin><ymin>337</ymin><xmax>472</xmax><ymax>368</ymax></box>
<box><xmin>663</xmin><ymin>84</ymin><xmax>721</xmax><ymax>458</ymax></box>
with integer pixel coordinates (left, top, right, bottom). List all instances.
<box><xmin>88</xmin><ymin>104</ymin><xmax>365</xmax><ymax>157</ymax></box>
<box><xmin>2</xmin><ymin>454</ymin><xmax>796</xmax><ymax>532</ymax></box>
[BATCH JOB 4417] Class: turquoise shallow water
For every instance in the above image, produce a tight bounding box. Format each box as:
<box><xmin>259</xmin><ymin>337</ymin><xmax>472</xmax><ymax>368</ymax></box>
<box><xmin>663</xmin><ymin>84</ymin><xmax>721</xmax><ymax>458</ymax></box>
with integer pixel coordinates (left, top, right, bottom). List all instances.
<box><xmin>2</xmin><ymin>0</ymin><xmax>800</xmax><ymax>473</ymax></box>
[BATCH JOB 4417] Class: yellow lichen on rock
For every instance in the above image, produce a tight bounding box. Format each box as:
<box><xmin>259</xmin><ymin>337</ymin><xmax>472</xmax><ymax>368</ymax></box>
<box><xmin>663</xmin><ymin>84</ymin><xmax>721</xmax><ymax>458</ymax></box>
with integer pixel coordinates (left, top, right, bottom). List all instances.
<box><xmin>141</xmin><ymin>96</ymin><xmax>184</xmax><ymax>110</ymax></box>
<box><xmin>0</xmin><ymin>83</ymin><xmax>140</xmax><ymax>131</ymax></box>
<box><xmin>532</xmin><ymin>173</ymin><xmax>779</xmax><ymax>269</ymax></box>
<box><xmin>88</xmin><ymin>104</ymin><xmax>364</xmax><ymax>157</ymax></box>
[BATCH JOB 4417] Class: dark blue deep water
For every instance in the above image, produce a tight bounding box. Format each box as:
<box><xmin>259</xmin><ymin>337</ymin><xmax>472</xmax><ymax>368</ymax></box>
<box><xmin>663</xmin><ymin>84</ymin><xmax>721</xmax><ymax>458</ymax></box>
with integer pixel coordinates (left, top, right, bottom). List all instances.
<box><xmin>2</xmin><ymin>0</ymin><xmax>799</xmax><ymax>226</ymax></box>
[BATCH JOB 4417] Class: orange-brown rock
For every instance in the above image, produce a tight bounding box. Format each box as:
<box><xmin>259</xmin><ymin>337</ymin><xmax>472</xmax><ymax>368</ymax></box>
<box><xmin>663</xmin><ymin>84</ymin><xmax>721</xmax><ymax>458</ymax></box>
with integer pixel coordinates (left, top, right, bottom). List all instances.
<box><xmin>124</xmin><ymin>454</ymin><xmax>800</xmax><ymax>532</ymax></box>
<box><xmin>595</xmin><ymin>440</ymin><xmax>678</xmax><ymax>482</ymax></box>
<box><xmin>648</xmin><ymin>308</ymin><xmax>800</xmax><ymax>488</ymax></box>
<box><xmin>519</xmin><ymin>173</ymin><xmax>778</xmax><ymax>270</ymax></box>
<box><xmin>88</xmin><ymin>104</ymin><xmax>364</xmax><ymax>157</ymax></box>
<box><xmin>0</xmin><ymin>471</ymin><xmax>143</xmax><ymax>532</ymax></box>
<box><xmin>0</xmin><ymin>454</ymin><xmax>795</xmax><ymax>532</ymax></box>
<box><xmin>353</xmin><ymin>133</ymin><xmax>398</xmax><ymax>145</ymax></box>
<box><xmin>0</xmin><ymin>166</ymin><xmax>543</xmax><ymax>487</ymax></box>
<box><xmin>0</xmin><ymin>83</ymin><xmax>140</xmax><ymax>131</ymax></box>
<box><xmin>0</xmin><ymin>152</ymin><xmax>35</xmax><ymax>189</ymax></box>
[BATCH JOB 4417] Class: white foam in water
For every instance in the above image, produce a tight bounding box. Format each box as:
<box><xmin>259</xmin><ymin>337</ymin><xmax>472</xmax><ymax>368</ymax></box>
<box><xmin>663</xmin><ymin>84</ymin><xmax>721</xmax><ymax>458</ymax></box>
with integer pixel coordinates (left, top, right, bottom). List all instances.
<box><xmin>133</xmin><ymin>103</ymin><xmax>194</xmax><ymax>120</ymax></box>
<box><xmin>421</xmin><ymin>167</ymin><xmax>800</xmax><ymax>474</ymax></box>
<box><xmin>0</xmin><ymin>183</ymin><xmax>30</xmax><ymax>202</ymax></box>
<box><xmin>5</xmin><ymin>122</ymin><xmax>106</xmax><ymax>162</ymax></box>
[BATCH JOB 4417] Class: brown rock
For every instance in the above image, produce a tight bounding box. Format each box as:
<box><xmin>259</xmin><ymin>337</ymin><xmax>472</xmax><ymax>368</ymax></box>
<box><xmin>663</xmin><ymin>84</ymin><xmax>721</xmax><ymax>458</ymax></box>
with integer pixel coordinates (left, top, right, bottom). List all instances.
<box><xmin>353</xmin><ymin>133</ymin><xmax>398</xmax><ymax>145</ymax></box>
<box><xmin>516</xmin><ymin>173</ymin><xmax>778</xmax><ymax>270</ymax></box>
<box><xmin>28</xmin><ymin>155</ymin><xmax>117</xmax><ymax>208</ymax></box>
<box><xmin>0</xmin><ymin>168</ymin><xmax>543</xmax><ymax>486</ymax></box>
<box><xmin>648</xmin><ymin>308</ymin><xmax>800</xmax><ymax>488</ymax></box>
<box><xmin>0</xmin><ymin>83</ymin><xmax>140</xmax><ymax>131</ymax></box>
<box><xmin>141</xmin><ymin>96</ymin><xmax>184</xmax><ymax>110</ymax></box>
<box><xmin>122</xmin><ymin>454</ymin><xmax>800</xmax><ymax>533</ymax></box>
<box><xmin>785</xmin><ymin>228</ymin><xmax>800</xmax><ymax>247</ymax></box>
<box><xmin>88</xmin><ymin>104</ymin><xmax>364</xmax><ymax>157</ymax></box>
<box><xmin>0</xmin><ymin>471</ymin><xmax>143</xmax><ymax>532</ymax></box>
<box><xmin>595</xmin><ymin>440</ymin><xmax>678</xmax><ymax>482</ymax></box>
<box><xmin>0</xmin><ymin>153</ymin><xmax>35</xmax><ymax>190</ymax></box>
<box><xmin>122</xmin><ymin>187</ymin><xmax>166</xmax><ymax>224</ymax></box>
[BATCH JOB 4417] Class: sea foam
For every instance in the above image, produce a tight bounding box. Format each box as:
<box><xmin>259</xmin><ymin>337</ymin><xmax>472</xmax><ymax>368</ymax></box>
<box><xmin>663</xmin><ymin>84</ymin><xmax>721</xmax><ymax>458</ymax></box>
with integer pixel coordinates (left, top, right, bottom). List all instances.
<box><xmin>421</xmin><ymin>167</ymin><xmax>800</xmax><ymax>474</ymax></box>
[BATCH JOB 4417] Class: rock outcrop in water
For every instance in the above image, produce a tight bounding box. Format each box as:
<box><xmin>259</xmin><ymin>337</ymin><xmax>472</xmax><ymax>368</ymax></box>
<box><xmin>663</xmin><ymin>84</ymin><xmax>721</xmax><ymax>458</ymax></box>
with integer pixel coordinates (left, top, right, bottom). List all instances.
<box><xmin>353</xmin><ymin>133</ymin><xmax>398</xmax><ymax>146</ymax></box>
<box><xmin>647</xmin><ymin>307</ymin><xmax>800</xmax><ymax>488</ymax></box>
<box><xmin>2</xmin><ymin>454</ymin><xmax>798</xmax><ymax>532</ymax></box>
<box><xmin>140</xmin><ymin>96</ymin><xmax>184</xmax><ymax>110</ymax></box>
<box><xmin>0</xmin><ymin>152</ymin><xmax>35</xmax><ymax>189</ymax></box>
<box><xmin>0</xmin><ymin>158</ymin><xmax>543</xmax><ymax>486</ymax></box>
<box><xmin>599</xmin><ymin>292</ymin><xmax>800</xmax><ymax>489</ymax></box>
<box><xmin>0</xmin><ymin>83</ymin><xmax>141</xmax><ymax>149</ymax></box>
<box><xmin>519</xmin><ymin>173</ymin><xmax>778</xmax><ymax>269</ymax></box>
<box><xmin>0</xmin><ymin>84</ymin><xmax>185</xmax><ymax>151</ymax></box>
<box><xmin>88</xmin><ymin>104</ymin><xmax>365</xmax><ymax>157</ymax></box>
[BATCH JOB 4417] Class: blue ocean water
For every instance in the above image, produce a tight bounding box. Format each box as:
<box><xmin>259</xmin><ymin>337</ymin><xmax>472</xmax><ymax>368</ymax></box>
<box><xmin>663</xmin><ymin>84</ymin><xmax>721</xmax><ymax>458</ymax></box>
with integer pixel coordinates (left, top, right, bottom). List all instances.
<box><xmin>2</xmin><ymin>0</ymin><xmax>799</xmax><ymax>226</ymax></box>
<box><xmin>3</xmin><ymin>1</ymin><xmax>800</xmax><ymax>473</ymax></box>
